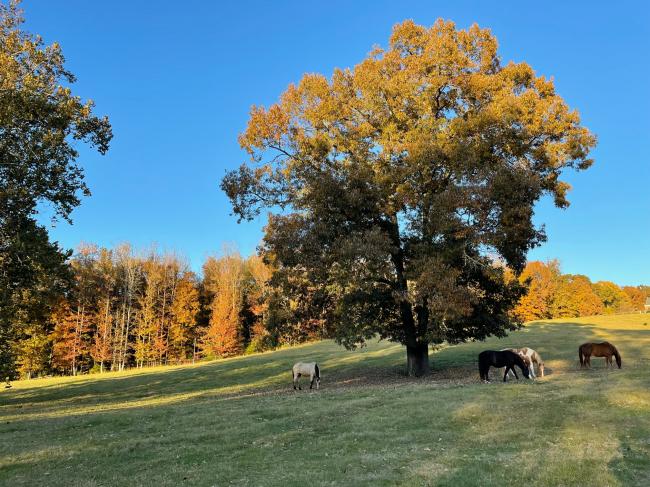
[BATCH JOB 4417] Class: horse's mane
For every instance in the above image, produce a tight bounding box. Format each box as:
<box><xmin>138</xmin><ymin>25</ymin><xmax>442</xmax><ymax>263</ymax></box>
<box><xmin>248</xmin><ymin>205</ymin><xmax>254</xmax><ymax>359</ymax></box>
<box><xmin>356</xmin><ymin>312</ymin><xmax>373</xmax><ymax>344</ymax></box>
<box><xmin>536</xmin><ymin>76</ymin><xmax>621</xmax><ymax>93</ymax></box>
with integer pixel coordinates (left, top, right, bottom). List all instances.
<box><xmin>512</xmin><ymin>352</ymin><xmax>527</xmax><ymax>369</ymax></box>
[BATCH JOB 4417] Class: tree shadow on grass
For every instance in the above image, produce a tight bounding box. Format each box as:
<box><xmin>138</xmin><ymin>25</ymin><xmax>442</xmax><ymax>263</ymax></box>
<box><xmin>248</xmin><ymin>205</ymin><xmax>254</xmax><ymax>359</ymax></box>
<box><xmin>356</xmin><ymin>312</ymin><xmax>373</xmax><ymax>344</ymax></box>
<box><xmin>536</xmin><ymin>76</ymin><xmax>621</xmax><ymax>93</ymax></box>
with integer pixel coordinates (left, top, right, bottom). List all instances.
<box><xmin>608</xmin><ymin>437</ymin><xmax>650</xmax><ymax>486</ymax></box>
<box><xmin>0</xmin><ymin>339</ymin><xmax>406</xmax><ymax>421</ymax></box>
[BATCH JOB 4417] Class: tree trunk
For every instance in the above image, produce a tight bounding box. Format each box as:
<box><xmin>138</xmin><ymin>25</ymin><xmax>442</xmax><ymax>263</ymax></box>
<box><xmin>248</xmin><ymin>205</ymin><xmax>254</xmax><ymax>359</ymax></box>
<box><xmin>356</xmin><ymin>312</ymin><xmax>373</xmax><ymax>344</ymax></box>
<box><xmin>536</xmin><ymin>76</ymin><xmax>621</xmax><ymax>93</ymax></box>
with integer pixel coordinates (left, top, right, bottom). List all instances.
<box><xmin>386</xmin><ymin>216</ymin><xmax>432</xmax><ymax>377</ymax></box>
<box><xmin>406</xmin><ymin>343</ymin><xmax>431</xmax><ymax>377</ymax></box>
<box><xmin>121</xmin><ymin>295</ymin><xmax>132</xmax><ymax>371</ymax></box>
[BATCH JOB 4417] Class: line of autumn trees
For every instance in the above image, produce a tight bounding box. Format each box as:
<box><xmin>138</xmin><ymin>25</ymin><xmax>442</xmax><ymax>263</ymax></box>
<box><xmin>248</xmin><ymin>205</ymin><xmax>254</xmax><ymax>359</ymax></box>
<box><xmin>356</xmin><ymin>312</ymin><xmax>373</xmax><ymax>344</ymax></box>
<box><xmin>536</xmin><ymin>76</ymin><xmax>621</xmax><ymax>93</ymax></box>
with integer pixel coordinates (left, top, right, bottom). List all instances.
<box><xmin>13</xmin><ymin>243</ymin><xmax>316</xmax><ymax>378</ymax></box>
<box><xmin>10</xmin><ymin>246</ymin><xmax>649</xmax><ymax>378</ymax></box>
<box><xmin>511</xmin><ymin>260</ymin><xmax>649</xmax><ymax>322</ymax></box>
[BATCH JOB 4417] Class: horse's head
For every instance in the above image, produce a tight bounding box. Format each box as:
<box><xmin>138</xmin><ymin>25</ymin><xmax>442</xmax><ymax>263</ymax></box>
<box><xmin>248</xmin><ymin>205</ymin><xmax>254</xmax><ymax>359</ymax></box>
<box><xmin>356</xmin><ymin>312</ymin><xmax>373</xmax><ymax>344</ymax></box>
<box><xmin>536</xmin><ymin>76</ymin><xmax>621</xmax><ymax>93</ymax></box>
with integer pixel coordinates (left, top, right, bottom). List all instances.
<box><xmin>516</xmin><ymin>354</ymin><xmax>531</xmax><ymax>379</ymax></box>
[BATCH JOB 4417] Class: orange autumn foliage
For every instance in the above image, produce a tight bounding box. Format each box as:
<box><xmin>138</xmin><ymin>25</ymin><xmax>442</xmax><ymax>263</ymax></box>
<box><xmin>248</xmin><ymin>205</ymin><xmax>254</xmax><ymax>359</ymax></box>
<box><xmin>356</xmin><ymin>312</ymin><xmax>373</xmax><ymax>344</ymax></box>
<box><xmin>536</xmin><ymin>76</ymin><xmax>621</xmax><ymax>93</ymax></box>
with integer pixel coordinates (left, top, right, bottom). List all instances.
<box><xmin>512</xmin><ymin>261</ymin><xmax>643</xmax><ymax>321</ymax></box>
<box><xmin>622</xmin><ymin>286</ymin><xmax>646</xmax><ymax>311</ymax></box>
<box><xmin>201</xmin><ymin>253</ymin><xmax>246</xmax><ymax>357</ymax></box>
<box><xmin>512</xmin><ymin>260</ymin><xmax>561</xmax><ymax>322</ymax></box>
<box><xmin>50</xmin><ymin>300</ymin><xmax>90</xmax><ymax>375</ymax></box>
<box><xmin>550</xmin><ymin>274</ymin><xmax>604</xmax><ymax>318</ymax></box>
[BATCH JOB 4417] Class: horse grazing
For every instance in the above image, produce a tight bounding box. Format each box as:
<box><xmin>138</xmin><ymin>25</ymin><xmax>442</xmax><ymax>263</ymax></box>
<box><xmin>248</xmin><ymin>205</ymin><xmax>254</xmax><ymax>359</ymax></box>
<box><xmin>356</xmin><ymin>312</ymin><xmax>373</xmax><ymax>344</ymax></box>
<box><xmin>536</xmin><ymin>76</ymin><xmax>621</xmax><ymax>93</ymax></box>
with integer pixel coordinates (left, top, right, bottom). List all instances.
<box><xmin>479</xmin><ymin>350</ymin><xmax>530</xmax><ymax>383</ymax></box>
<box><xmin>292</xmin><ymin>362</ymin><xmax>321</xmax><ymax>390</ymax></box>
<box><xmin>502</xmin><ymin>347</ymin><xmax>545</xmax><ymax>378</ymax></box>
<box><xmin>579</xmin><ymin>342</ymin><xmax>621</xmax><ymax>369</ymax></box>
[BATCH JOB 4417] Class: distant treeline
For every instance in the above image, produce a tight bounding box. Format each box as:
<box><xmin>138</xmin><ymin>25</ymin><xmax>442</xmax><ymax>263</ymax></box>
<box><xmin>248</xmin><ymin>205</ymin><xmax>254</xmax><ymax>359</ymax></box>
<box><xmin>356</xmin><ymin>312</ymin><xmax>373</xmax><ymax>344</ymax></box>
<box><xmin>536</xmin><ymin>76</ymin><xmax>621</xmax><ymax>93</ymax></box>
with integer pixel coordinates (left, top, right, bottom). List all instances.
<box><xmin>11</xmin><ymin>244</ymin><xmax>319</xmax><ymax>379</ymax></box>
<box><xmin>511</xmin><ymin>260</ymin><xmax>649</xmax><ymax>322</ymax></box>
<box><xmin>8</xmin><ymin>248</ymin><xmax>648</xmax><ymax>379</ymax></box>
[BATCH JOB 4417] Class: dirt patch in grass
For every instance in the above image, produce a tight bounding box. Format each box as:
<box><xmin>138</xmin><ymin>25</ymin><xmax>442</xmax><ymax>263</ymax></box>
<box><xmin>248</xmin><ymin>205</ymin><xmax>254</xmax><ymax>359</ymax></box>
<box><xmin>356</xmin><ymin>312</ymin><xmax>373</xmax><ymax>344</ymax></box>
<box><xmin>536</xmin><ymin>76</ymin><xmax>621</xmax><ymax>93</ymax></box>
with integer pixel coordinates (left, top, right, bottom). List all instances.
<box><xmin>230</xmin><ymin>363</ymin><xmax>481</xmax><ymax>400</ymax></box>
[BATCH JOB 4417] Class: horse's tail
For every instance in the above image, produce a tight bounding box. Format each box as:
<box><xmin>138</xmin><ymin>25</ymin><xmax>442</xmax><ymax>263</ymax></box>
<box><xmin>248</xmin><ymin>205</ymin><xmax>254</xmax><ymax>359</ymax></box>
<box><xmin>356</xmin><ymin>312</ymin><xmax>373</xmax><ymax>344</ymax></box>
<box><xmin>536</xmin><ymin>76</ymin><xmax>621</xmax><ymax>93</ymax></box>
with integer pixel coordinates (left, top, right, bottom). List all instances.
<box><xmin>612</xmin><ymin>345</ymin><xmax>622</xmax><ymax>368</ymax></box>
<box><xmin>314</xmin><ymin>363</ymin><xmax>320</xmax><ymax>378</ymax></box>
<box><xmin>578</xmin><ymin>346</ymin><xmax>584</xmax><ymax>367</ymax></box>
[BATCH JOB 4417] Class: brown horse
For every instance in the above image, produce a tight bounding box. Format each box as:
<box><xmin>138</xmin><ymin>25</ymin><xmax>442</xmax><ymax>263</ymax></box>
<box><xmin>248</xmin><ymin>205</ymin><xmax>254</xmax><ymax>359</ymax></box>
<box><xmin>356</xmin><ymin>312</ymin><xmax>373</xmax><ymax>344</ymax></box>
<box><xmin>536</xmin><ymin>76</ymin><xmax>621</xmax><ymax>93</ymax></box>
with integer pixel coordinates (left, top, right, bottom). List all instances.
<box><xmin>579</xmin><ymin>342</ymin><xmax>621</xmax><ymax>369</ymax></box>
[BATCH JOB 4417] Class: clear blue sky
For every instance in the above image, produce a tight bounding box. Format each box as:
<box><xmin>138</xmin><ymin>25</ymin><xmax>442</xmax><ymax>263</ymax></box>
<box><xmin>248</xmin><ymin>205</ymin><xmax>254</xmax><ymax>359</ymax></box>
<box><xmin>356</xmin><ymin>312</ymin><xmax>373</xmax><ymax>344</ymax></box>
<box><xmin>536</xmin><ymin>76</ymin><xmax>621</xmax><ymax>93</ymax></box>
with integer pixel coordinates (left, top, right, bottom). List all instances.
<box><xmin>23</xmin><ymin>0</ymin><xmax>649</xmax><ymax>285</ymax></box>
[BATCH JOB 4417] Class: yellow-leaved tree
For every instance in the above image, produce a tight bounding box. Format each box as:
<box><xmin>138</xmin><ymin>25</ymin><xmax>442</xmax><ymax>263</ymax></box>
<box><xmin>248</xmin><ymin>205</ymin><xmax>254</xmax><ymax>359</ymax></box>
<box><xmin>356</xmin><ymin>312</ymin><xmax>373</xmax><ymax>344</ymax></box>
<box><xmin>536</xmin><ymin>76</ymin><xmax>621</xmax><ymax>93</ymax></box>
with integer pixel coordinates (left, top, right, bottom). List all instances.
<box><xmin>222</xmin><ymin>19</ymin><xmax>596</xmax><ymax>375</ymax></box>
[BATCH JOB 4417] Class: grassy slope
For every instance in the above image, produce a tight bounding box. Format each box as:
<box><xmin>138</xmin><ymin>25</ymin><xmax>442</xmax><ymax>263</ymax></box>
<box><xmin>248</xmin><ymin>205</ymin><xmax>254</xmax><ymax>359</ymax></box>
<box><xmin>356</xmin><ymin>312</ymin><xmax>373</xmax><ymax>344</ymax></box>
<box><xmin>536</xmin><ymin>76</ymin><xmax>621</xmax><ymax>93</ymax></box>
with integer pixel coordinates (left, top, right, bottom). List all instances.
<box><xmin>1</xmin><ymin>314</ymin><xmax>649</xmax><ymax>487</ymax></box>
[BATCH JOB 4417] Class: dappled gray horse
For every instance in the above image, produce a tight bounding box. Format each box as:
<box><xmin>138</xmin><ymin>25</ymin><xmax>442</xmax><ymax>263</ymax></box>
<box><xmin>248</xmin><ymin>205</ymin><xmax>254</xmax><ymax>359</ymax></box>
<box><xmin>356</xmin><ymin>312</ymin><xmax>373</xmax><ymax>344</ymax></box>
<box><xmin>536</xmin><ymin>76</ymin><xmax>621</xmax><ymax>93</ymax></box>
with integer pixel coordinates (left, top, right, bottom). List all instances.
<box><xmin>292</xmin><ymin>362</ymin><xmax>320</xmax><ymax>390</ymax></box>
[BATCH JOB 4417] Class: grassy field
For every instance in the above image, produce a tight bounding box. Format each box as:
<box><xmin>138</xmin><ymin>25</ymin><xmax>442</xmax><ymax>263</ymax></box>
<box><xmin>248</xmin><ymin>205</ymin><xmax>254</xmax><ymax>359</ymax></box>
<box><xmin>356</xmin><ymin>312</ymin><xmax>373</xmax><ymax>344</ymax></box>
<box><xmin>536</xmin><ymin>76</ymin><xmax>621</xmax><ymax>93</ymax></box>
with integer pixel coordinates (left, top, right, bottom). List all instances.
<box><xmin>1</xmin><ymin>314</ymin><xmax>649</xmax><ymax>486</ymax></box>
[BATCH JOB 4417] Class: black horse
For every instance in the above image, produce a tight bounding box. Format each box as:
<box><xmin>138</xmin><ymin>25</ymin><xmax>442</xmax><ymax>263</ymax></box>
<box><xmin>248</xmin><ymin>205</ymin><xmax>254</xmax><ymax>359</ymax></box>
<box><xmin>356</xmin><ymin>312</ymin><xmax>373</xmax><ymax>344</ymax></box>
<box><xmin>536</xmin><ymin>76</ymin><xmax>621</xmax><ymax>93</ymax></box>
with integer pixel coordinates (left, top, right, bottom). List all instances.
<box><xmin>478</xmin><ymin>350</ymin><xmax>530</xmax><ymax>382</ymax></box>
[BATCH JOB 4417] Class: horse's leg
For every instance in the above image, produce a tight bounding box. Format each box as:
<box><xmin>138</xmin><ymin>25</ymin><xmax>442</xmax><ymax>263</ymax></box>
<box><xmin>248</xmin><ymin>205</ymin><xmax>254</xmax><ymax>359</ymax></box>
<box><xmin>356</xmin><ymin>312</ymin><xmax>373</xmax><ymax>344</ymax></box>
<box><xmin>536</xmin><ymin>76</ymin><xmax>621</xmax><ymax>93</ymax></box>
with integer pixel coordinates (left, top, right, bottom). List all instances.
<box><xmin>503</xmin><ymin>366</ymin><xmax>510</xmax><ymax>382</ymax></box>
<box><xmin>297</xmin><ymin>373</ymin><xmax>302</xmax><ymax>390</ymax></box>
<box><xmin>293</xmin><ymin>372</ymin><xmax>297</xmax><ymax>390</ymax></box>
<box><xmin>310</xmin><ymin>374</ymin><xmax>314</xmax><ymax>389</ymax></box>
<box><xmin>512</xmin><ymin>367</ymin><xmax>519</xmax><ymax>380</ymax></box>
<box><xmin>530</xmin><ymin>363</ymin><xmax>536</xmax><ymax>379</ymax></box>
<box><xmin>479</xmin><ymin>362</ymin><xmax>489</xmax><ymax>382</ymax></box>
<box><xmin>483</xmin><ymin>366</ymin><xmax>490</xmax><ymax>382</ymax></box>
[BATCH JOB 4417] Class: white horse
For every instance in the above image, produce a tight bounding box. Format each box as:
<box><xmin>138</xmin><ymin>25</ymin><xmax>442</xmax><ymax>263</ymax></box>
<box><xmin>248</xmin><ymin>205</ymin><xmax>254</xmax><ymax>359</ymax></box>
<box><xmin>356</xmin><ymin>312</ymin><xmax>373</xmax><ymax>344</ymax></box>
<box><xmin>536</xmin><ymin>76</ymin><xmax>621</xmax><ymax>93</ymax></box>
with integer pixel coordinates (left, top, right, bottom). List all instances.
<box><xmin>292</xmin><ymin>362</ymin><xmax>320</xmax><ymax>390</ymax></box>
<box><xmin>501</xmin><ymin>348</ymin><xmax>545</xmax><ymax>378</ymax></box>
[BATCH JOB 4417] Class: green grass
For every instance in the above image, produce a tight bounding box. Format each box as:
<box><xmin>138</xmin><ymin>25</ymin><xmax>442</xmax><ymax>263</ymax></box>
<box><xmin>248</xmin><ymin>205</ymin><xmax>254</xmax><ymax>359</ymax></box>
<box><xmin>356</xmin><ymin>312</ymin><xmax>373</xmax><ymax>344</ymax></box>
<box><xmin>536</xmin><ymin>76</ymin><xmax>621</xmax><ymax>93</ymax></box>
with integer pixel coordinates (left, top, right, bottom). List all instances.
<box><xmin>1</xmin><ymin>314</ymin><xmax>650</xmax><ymax>486</ymax></box>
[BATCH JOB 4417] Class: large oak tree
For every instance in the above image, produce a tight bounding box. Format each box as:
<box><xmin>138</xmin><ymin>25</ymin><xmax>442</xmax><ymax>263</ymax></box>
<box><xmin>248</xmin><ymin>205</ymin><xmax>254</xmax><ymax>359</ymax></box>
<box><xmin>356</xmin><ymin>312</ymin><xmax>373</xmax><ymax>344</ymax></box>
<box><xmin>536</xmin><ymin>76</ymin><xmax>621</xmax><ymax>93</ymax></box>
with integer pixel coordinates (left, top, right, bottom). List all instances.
<box><xmin>222</xmin><ymin>19</ymin><xmax>595</xmax><ymax>375</ymax></box>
